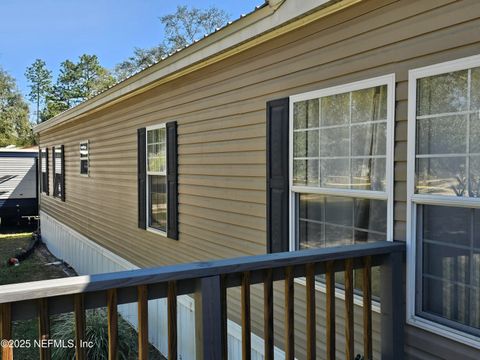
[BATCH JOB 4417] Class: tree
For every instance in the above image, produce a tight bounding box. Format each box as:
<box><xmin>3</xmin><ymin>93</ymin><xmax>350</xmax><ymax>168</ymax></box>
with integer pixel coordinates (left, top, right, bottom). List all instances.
<box><xmin>114</xmin><ymin>5</ymin><xmax>229</xmax><ymax>81</ymax></box>
<box><xmin>114</xmin><ymin>46</ymin><xmax>167</xmax><ymax>81</ymax></box>
<box><xmin>75</xmin><ymin>54</ymin><xmax>115</xmax><ymax>100</ymax></box>
<box><xmin>161</xmin><ymin>5</ymin><xmax>229</xmax><ymax>50</ymax></box>
<box><xmin>0</xmin><ymin>67</ymin><xmax>32</xmax><ymax>147</ymax></box>
<box><xmin>39</xmin><ymin>55</ymin><xmax>115</xmax><ymax>121</ymax></box>
<box><xmin>25</xmin><ymin>59</ymin><xmax>52</xmax><ymax>124</ymax></box>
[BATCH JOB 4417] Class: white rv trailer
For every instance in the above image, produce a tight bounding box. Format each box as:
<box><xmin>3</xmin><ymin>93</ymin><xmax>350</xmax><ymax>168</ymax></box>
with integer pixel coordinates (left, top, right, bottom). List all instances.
<box><xmin>0</xmin><ymin>147</ymin><xmax>38</xmax><ymax>226</ymax></box>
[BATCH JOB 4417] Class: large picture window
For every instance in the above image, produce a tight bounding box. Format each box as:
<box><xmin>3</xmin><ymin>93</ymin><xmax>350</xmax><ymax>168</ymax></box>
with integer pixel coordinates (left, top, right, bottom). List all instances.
<box><xmin>146</xmin><ymin>125</ymin><xmax>167</xmax><ymax>233</ymax></box>
<box><xmin>290</xmin><ymin>74</ymin><xmax>395</xmax><ymax>253</ymax></box>
<box><xmin>407</xmin><ymin>55</ymin><xmax>480</xmax><ymax>346</ymax></box>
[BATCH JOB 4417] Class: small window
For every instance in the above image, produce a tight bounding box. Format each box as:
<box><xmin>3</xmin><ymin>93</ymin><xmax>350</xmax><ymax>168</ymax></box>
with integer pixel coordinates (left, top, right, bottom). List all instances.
<box><xmin>40</xmin><ymin>148</ymin><xmax>49</xmax><ymax>194</ymax></box>
<box><xmin>146</xmin><ymin>125</ymin><xmax>167</xmax><ymax>232</ymax></box>
<box><xmin>80</xmin><ymin>141</ymin><xmax>89</xmax><ymax>176</ymax></box>
<box><xmin>53</xmin><ymin>145</ymin><xmax>65</xmax><ymax>200</ymax></box>
<box><xmin>408</xmin><ymin>55</ymin><xmax>480</xmax><ymax>346</ymax></box>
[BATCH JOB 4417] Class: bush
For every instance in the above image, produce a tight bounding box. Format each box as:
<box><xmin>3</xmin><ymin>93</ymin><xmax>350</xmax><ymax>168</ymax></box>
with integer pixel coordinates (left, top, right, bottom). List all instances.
<box><xmin>51</xmin><ymin>309</ymin><xmax>138</xmax><ymax>360</ymax></box>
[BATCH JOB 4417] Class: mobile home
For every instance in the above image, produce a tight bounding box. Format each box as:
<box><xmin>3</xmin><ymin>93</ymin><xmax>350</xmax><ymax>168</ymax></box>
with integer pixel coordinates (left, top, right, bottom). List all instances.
<box><xmin>31</xmin><ymin>0</ymin><xmax>480</xmax><ymax>358</ymax></box>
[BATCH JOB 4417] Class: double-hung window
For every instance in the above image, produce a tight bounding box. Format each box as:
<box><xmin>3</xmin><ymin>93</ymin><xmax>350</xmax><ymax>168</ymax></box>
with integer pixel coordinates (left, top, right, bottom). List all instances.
<box><xmin>40</xmin><ymin>148</ymin><xmax>49</xmax><ymax>194</ymax></box>
<box><xmin>407</xmin><ymin>55</ymin><xmax>480</xmax><ymax>346</ymax></box>
<box><xmin>52</xmin><ymin>145</ymin><xmax>65</xmax><ymax>201</ymax></box>
<box><xmin>80</xmin><ymin>141</ymin><xmax>89</xmax><ymax>176</ymax></box>
<box><xmin>146</xmin><ymin>125</ymin><xmax>167</xmax><ymax>233</ymax></box>
<box><xmin>290</xmin><ymin>75</ymin><xmax>395</xmax><ymax>253</ymax></box>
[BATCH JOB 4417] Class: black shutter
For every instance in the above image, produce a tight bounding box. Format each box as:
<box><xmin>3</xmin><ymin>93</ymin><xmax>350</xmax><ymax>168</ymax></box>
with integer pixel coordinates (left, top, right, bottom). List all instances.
<box><xmin>266</xmin><ymin>98</ymin><xmax>290</xmax><ymax>253</ymax></box>
<box><xmin>166</xmin><ymin>121</ymin><xmax>178</xmax><ymax>240</ymax></box>
<box><xmin>45</xmin><ymin>148</ymin><xmax>49</xmax><ymax>195</ymax></box>
<box><xmin>51</xmin><ymin>146</ymin><xmax>56</xmax><ymax>197</ymax></box>
<box><xmin>138</xmin><ymin>128</ymin><xmax>147</xmax><ymax>229</ymax></box>
<box><xmin>60</xmin><ymin>145</ymin><xmax>65</xmax><ymax>202</ymax></box>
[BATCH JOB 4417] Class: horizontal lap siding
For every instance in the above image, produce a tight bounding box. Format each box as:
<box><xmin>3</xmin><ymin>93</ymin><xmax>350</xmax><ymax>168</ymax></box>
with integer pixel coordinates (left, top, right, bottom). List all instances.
<box><xmin>39</xmin><ymin>0</ymin><xmax>480</xmax><ymax>358</ymax></box>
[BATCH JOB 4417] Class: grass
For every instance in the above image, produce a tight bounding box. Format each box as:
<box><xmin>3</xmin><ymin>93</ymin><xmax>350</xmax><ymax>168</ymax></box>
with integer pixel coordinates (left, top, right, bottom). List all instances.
<box><xmin>0</xmin><ymin>233</ymin><xmax>165</xmax><ymax>360</ymax></box>
<box><xmin>0</xmin><ymin>233</ymin><xmax>67</xmax><ymax>286</ymax></box>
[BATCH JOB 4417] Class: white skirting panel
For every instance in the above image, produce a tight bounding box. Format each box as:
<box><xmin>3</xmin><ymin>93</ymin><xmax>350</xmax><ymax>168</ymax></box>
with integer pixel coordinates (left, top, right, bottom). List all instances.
<box><xmin>40</xmin><ymin>211</ymin><xmax>284</xmax><ymax>360</ymax></box>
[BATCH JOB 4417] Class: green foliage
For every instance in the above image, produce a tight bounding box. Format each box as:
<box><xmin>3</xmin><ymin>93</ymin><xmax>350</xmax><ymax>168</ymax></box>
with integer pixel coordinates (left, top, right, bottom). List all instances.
<box><xmin>39</xmin><ymin>55</ymin><xmax>115</xmax><ymax>121</ymax></box>
<box><xmin>51</xmin><ymin>309</ymin><xmax>138</xmax><ymax>360</ymax></box>
<box><xmin>25</xmin><ymin>59</ymin><xmax>52</xmax><ymax>124</ymax></box>
<box><xmin>114</xmin><ymin>5</ymin><xmax>229</xmax><ymax>81</ymax></box>
<box><xmin>0</xmin><ymin>67</ymin><xmax>33</xmax><ymax>146</ymax></box>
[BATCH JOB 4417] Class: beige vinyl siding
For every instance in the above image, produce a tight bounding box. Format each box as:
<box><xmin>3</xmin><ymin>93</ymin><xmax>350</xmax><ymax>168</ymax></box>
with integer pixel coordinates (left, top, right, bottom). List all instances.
<box><xmin>39</xmin><ymin>0</ymin><xmax>480</xmax><ymax>358</ymax></box>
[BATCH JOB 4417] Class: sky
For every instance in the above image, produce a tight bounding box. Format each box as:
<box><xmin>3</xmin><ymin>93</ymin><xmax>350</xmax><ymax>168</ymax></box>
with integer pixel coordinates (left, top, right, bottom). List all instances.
<box><xmin>0</xmin><ymin>0</ymin><xmax>261</xmax><ymax>109</ymax></box>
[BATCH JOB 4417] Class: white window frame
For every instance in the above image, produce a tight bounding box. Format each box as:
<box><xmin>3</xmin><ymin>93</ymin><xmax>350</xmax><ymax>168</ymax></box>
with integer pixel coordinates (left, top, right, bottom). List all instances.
<box><xmin>407</xmin><ymin>54</ymin><xmax>480</xmax><ymax>349</ymax></box>
<box><xmin>146</xmin><ymin>123</ymin><xmax>168</xmax><ymax>237</ymax></box>
<box><xmin>52</xmin><ymin>145</ymin><xmax>64</xmax><ymax>201</ymax></box>
<box><xmin>40</xmin><ymin>148</ymin><xmax>48</xmax><ymax>194</ymax></box>
<box><xmin>79</xmin><ymin>140</ymin><xmax>89</xmax><ymax>177</ymax></box>
<box><xmin>288</xmin><ymin>74</ymin><xmax>396</xmax><ymax>252</ymax></box>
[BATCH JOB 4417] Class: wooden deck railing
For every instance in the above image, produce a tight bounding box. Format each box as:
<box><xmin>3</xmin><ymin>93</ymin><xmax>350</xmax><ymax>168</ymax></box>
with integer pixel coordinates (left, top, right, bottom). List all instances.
<box><xmin>0</xmin><ymin>241</ymin><xmax>405</xmax><ymax>360</ymax></box>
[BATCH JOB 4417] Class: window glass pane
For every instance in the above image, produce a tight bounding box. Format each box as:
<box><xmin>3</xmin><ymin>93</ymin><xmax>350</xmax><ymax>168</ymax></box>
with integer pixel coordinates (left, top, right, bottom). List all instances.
<box><xmin>293</xmin><ymin>160</ymin><xmax>319</xmax><ymax>186</ymax></box>
<box><xmin>293</xmin><ymin>99</ymin><xmax>319</xmax><ymax>129</ymax></box>
<box><xmin>297</xmin><ymin>195</ymin><xmax>387</xmax><ymax>250</ymax></box>
<box><xmin>417</xmin><ymin>70</ymin><xmax>468</xmax><ymax>116</ymax></box>
<box><xmin>469</xmin><ymin>156</ymin><xmax>480</xmax><ymax>198</ymax></box>
<box><xmin>354</xmin><ymin>199</ymin><xmax>387</xmax><ymax>234</ymax></box>
<box><xmin>299</xmin><ymin>194</ymin><xmax>323</xmax><ymax>222</ymax></box>
<box><xmin>416</xmin><ymin>115</ymin><xmax>467</xmax><ymax>155</ymax></box>
<box><xmin>351</xmin><ymin>85</ymin><xmax>387</xmax><ymax>123</ymax></box>
<box><xmin>351</xmin><ymin>157</ymin><xmax>386</xmax><ymax>191</ymax></box>
<box><xmin>417</xmin><ymin>205</ymin><xmax>480</xmax><ymax>334</ymax></box>
<box><xmin>469</xmin><ymin>112</ymin><xmax>480</xmax><ymax>153</ymax></box>
<box><xmin>325</xmin><ymin>196</ymin><xmax>353</xmax><ymax>227</ymax></box>
<box><xmin>148</xmin><ymin>175</ymin><xmax>167</xmax><ymax>232</ymax></box>
<box><xmin>471</xmin><ymin>67</ymin><xmax>480</xmax><ymax>111</ymax></box>
<box><xmin>320</xmin><ymin>93</ymin><xmax>350</xmax><ymax>126</ymax></box>
<box><xmin>416</xmin><ymin>157</ymin><xmax>466</xmax><ymax>196</ymax></box>
<box><xmin>325</xmin><ymin>225</ymin><xmax>352</xmax><ymax>246</ymax></box>
<box><xmin>55</xmin><ymin>148</ymin><xmax>62</xmax><ymax>174</ymax></box>
<box><xmin>293</xmin><ymin>130</ymin><xmax>318</xmax><ymax>157</ymax></box>
<box><xmin>351</xmin><ymin>123</ymin><xmax>386</xmax><ymax>156</ymax></box>
<box><xmin>41</xmin><ymin>150</ymin><xmax>47</xmax><ymax>172</ymax></box>
<box><xmin>292</xmin><ymin>83</ymin><xmax>389</xmax><ymax>192</ymax></box>
<box><xmin>320</xmin><ymin>127</ymin><xmax>349</xmax><ymax>157</ymax></box>
<box><xmin>299</xmin><ymin>221</ymin><xmax>324</xmax><ymax>249</ymax></box>
<box><xmin>147</xmin><ymin>143</ymin><xmax>166</xmax><ymax>173</ymax></box>
<box><xmin>320</xmin><ymin>159</ymin><xmax>349</xmax><ymax>188</ymax></box>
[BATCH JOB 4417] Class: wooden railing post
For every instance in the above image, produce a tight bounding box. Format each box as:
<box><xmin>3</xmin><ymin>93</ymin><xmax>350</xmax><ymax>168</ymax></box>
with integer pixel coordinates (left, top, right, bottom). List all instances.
<box><xmin>325</xmin><ymin>261</ymin><xmax>335</xmax><ymax>360</ymax></box>
<box><xmin>1</xmin><ymin>303</ymin><xmax>13</xmax><ymax>360</ymax></box>
<box><xmin>38</xmin><ymin>298</ymin><xmax>51</xmax><ymax>360</ymax></box>
<box><xmin>137</xmin><ymin>285</ymin><xmax>149</xmax><ymax>360</ymax></box>
<box><xmin>107</xmin><ymin>289</ymin><xmax>118</xmax><ymax>360</ymax></box>
<box><xmin>168</xmin><ymin>281</ymin><xmax>177</xmax><ymax>360</ymax></box>
<box><xmin>284</xmin><ymin>266</ymin><xmax>294</xmax><ymax>360</ymax></box>
<box><xmin>74</xmin><ymin>294</ymin><xmax>86</xmax><ymax>360</ymax></box>
<box><xmin>380</xmin><ymin>250</ymin><xmax>404</xmax><ymax>360</ymax></box>
<box><xmin>242</xmin><ymin>272</ymin><xmax>251</xmax><ymax>360</ymax></box>
<box><xmin>197</xmin><ymin>275</ymin><xmax>227</xmax><ymax>360</ymax></box>
<box><xmin>264</xmin><ymin>269</ymin><xmax>274</xmax><ymax>360</ymax></box>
